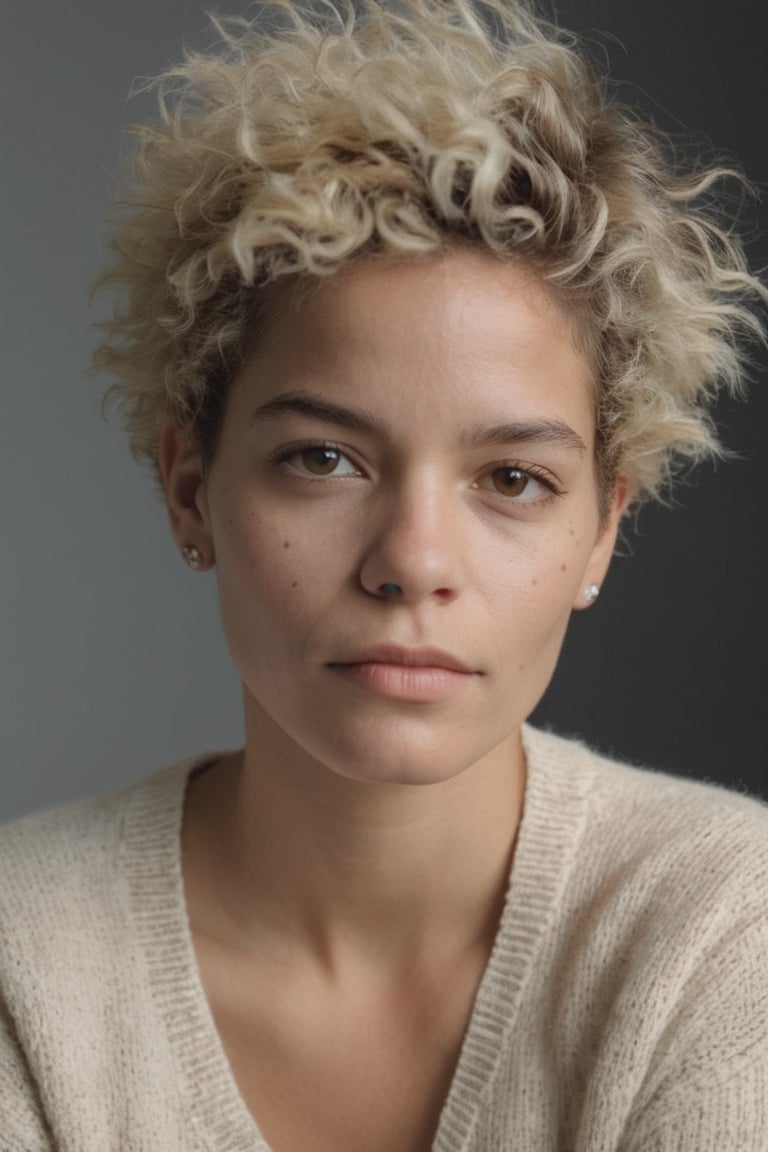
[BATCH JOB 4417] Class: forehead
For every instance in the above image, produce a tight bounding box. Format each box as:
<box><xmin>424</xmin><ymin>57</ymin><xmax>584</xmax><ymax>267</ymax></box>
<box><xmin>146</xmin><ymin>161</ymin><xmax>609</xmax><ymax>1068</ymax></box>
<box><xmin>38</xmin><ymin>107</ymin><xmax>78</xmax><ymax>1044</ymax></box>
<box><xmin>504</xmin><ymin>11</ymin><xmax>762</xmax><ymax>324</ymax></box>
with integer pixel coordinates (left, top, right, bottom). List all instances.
<box><xmin>235</xmin><ymin>249</ymin><xmax>596</xmax><ymax>443</ymax></box>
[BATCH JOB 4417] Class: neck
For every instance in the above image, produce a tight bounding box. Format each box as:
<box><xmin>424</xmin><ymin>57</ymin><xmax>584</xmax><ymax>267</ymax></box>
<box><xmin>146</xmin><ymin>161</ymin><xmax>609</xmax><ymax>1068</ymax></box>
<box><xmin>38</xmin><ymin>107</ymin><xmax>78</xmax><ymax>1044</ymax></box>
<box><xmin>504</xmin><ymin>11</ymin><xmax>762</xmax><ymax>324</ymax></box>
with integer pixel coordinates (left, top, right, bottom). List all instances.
<box><xmin>183</xmin><ymin>711</ymin><xmax>526</xmax><ymax>974</ymax></box>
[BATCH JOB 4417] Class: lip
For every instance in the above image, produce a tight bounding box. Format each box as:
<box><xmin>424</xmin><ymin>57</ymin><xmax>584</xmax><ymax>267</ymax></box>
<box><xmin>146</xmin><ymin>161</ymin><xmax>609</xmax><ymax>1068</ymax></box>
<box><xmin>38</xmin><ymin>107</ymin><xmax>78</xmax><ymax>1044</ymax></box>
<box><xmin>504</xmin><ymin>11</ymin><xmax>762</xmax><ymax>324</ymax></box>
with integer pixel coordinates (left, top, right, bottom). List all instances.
<box><xmin>327</xmin><ymin>646</ymin><xmax>478</xmax><ymax>702</ymax></box>
<box><xmin>330</xmin><ymin>645</ymin><xmax>475</xmax><ymax>674</ymax></box>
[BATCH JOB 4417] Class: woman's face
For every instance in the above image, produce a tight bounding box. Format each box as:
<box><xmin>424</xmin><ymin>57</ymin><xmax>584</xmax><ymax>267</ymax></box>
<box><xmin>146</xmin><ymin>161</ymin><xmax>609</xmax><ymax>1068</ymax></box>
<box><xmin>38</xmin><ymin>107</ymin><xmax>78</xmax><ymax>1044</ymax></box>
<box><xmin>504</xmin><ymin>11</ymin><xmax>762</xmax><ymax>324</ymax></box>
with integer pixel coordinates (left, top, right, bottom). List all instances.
<box><xmin>167</xmin><ymin>250</ymin><xmax>623</xmax><ymax>785</ymax></box>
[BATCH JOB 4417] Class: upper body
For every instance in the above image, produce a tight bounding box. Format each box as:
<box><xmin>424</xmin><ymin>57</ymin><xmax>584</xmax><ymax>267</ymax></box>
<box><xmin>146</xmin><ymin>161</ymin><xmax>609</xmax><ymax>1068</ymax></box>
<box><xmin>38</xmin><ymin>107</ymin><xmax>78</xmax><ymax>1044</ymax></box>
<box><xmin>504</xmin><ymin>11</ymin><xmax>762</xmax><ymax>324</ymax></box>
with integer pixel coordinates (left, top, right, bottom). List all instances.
<box><xmin>2</xmin><ymin>726</ymin><xmax>768</xmax><ymax>1152</ymax></box>
<box><xmin>8</xmin><ymin>0</ymin><xmax>766</xmax><ymax>1147</ymax></box>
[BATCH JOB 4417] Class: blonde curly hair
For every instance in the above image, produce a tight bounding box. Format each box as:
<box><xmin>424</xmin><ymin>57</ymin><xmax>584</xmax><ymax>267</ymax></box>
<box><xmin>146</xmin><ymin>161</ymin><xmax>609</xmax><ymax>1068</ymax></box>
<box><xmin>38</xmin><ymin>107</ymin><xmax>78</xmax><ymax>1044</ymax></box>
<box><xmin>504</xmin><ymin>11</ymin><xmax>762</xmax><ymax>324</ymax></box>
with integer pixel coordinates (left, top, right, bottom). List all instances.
<box><xmin>94</xmin><ymin>0</ymin><xmax>766</xmax><ymax>510</ymax></box>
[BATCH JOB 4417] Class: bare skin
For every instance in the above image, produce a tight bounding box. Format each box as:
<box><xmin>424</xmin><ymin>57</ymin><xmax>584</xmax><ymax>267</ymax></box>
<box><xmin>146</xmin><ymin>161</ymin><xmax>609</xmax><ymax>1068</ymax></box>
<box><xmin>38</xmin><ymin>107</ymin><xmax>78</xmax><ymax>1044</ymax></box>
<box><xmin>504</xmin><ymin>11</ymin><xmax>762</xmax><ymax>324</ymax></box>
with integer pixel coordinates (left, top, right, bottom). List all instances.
<box><xmin>183</xmin><ymin>746</ymin><xmax>520</xmax><ymax>1150</ymax></box>
<box><xmin>164</xmin><ymin>250</ymin><xmax>625</xmax><ymax>1150</ymax></box>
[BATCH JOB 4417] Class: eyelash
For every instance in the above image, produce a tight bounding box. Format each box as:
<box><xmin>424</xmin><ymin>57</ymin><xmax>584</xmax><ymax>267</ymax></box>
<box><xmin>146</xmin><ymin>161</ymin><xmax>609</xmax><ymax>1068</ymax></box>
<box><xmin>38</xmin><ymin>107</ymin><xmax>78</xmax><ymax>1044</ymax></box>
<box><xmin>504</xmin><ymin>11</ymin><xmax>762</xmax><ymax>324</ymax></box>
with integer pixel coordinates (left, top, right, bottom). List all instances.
<box><xmin>478</xmin><ymin>462</ymin><xmax>565</xmax><ymax>503</ymax></box>
<box><xmin>269</xmin><ymin>440</ymin><xmax>565</xmax><ymax>503</ymax></box>
<box><xmin>269</xmin><ymin>440</ymin><xmax>362</xmax><ymax>478</ymax></box>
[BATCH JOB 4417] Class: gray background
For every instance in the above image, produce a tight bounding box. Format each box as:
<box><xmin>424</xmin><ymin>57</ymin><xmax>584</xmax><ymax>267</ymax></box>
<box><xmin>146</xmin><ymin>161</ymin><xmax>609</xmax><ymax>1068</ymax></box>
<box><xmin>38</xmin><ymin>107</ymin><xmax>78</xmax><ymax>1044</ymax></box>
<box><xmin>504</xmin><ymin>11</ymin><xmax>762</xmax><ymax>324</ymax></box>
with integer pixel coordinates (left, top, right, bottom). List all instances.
<box><xmin>2</xmin><ymin>0</ymin><xmax>766</xmax><ymax>822</ymax></box>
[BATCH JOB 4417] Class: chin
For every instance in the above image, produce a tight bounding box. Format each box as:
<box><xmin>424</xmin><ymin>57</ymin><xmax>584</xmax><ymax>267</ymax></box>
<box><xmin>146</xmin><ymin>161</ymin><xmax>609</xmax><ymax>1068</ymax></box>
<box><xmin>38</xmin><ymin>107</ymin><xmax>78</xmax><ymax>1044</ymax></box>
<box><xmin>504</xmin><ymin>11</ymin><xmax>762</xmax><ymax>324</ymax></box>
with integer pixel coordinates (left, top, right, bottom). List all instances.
<box><xmin>244</xmin><ymin>690</ymin><xmax>524</xmax><ymax>788</ymax></box>
<box><xmin>309</xmin><ymin>724</ymin><xmax>519</xmax><ymax>789</ymax></box>
<box><xmin>331</xmin><ymin>759</ymin><xmax>474</xmax><ymax>788</ymax></box>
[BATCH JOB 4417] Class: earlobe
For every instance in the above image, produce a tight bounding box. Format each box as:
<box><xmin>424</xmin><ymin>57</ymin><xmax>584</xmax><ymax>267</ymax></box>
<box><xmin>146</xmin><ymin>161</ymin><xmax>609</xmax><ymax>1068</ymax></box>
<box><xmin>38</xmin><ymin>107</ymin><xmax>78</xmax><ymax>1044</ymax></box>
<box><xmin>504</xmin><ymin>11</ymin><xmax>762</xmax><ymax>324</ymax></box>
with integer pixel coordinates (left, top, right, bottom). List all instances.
<box><xmin>158</xmin><ymin>422</ymin><xmax>215</xmax><ymax>570</ymax></box>
<box><xmin>572</xmin><ymin>477</ymin><xmax>628</xmax><ymax>611</ymax></box>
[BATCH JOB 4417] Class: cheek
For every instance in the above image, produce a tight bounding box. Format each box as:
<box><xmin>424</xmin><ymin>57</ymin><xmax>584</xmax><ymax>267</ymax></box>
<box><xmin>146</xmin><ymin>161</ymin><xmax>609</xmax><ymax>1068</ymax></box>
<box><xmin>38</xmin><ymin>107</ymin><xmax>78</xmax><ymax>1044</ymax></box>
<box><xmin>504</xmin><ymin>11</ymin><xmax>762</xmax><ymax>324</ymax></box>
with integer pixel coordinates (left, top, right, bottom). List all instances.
<box><xmin>482</xmin><ymin>523</ymin><xmax>596</xmax><ymax>667</ymax></box>
<box><xmin>483</xmin><ymin>516</ymin><xmax>595</xmax><ymax>607</ymax></box>
<box><xmin>211</xmin><ymin>499</ymin><xmax>343</xmax><ymax>666</ymax></box>
<box><xmin>210</xmin><ymin>505</ymin><xmax>290</xmax><ymax>645</ymax></box>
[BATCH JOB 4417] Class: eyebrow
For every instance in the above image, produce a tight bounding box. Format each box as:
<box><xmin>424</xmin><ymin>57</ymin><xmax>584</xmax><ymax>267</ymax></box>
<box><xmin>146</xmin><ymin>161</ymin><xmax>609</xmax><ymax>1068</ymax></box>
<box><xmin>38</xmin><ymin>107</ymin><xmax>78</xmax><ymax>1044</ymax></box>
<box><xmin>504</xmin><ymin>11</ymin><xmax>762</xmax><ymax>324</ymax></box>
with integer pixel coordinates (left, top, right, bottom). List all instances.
<box><xmin>250</xmin><ymin>391</ymin><xmax>386</xmax><ymax>436</ymax></box>
<box><xmin>250</xmin><ymin>390</ymin><xmax>587</xmax><ymax>455</ymax></box>
<box><xmin>461</xmin><ymin>419</ymin><xmax>587</xmax><ymax>455</ymax></box>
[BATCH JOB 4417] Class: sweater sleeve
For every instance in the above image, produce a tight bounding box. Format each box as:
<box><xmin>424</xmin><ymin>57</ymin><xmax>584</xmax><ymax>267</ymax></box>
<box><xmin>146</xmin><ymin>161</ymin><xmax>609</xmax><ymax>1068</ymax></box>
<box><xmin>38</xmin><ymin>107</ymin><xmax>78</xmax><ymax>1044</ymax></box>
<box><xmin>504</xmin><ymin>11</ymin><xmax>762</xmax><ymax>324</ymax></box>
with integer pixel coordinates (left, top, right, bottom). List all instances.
<box><xmin>622</xmin><ymin>912</ymin><xmax>768</xmax><ymax>1152</ymax></box>
<box><xmin>0</xmin><ymin>996</ymin><xmax>54</xmax><ymax>1152</ymax></box>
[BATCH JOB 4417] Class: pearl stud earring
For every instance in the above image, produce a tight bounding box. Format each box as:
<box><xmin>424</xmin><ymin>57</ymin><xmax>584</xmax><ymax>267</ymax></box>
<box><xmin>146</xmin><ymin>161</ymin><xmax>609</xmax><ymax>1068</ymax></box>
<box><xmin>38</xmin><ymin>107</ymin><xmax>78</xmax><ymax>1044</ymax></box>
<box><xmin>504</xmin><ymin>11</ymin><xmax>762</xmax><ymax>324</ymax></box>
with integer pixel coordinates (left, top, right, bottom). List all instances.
<box><xmin>181</xmin><ymin>545</ymin><xmax>203</xmax><ymax>570</ymax></box>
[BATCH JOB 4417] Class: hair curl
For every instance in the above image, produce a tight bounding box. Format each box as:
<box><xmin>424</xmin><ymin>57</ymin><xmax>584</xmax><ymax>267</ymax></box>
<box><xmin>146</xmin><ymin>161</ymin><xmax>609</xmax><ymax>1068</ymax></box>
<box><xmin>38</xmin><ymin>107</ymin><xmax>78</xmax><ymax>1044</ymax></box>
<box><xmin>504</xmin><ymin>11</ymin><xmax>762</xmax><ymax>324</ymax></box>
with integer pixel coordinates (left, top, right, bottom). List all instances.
<box><xmin>93</xmin><ymin>0</ymin><xmax>766</xmax><ymax>510</ymax></box>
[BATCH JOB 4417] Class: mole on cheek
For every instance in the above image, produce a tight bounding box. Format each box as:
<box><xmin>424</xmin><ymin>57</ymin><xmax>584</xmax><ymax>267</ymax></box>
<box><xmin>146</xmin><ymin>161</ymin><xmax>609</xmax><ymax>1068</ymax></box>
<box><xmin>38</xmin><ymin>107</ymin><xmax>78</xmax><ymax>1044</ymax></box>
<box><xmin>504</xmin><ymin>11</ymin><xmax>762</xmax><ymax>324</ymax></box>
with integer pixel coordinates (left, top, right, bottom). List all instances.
<box><xmin>291</xmin><ymin>581</ymin><xmax>299</xmax><ymax>589</ymax></box>
<box><xmin>560</xmin><ymin>563</ymin><xmax>567</xmax><ymax>572</ymax></box>
<box><xmin>283</xmin><ymin>541</ymin><xmax>290</xmax><ymax>549</ymax></box>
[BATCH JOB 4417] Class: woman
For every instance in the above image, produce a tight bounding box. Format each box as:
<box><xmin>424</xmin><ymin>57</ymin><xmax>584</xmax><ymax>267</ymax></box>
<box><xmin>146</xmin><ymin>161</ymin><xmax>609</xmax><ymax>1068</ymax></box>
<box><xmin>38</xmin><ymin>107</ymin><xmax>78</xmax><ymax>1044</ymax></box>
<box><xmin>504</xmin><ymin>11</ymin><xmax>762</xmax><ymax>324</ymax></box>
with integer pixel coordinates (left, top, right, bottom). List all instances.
<box><xmin>1</xmin><ymin>0</ymin><xmax>767</xmax><ymax>1148</ymax></box>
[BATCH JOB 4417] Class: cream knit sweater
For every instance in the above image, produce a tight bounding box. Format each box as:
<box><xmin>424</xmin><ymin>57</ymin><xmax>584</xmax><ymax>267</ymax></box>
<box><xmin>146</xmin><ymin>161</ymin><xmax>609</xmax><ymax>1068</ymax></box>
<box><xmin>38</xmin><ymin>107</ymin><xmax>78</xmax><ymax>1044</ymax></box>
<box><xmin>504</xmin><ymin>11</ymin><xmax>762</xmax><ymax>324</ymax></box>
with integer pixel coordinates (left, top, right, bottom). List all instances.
<box><xmin>2</xmin><ymin>726</ymin><xmax>768</xmax><ymax>1151</ymax></box>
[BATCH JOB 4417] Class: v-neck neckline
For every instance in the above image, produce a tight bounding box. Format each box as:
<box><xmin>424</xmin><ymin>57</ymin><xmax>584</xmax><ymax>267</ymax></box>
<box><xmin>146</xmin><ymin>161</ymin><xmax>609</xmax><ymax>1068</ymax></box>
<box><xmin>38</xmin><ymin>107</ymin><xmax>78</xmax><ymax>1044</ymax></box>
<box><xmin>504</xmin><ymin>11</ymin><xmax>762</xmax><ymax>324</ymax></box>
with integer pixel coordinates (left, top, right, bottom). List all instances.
<box><xmin>122</xmin><ymin>727</ymin><xmax>591</xmax><ymax>1152</ymax></box>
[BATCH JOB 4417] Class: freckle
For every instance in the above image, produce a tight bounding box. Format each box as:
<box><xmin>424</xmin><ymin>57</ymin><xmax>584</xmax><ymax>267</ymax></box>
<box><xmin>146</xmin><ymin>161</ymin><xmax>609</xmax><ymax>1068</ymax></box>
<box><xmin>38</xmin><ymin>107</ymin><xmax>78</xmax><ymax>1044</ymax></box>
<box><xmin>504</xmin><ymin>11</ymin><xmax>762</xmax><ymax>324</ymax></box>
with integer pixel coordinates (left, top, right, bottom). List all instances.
<box><xmin>531</xmin><ymin>578</ymin><xmax>538</xmax><ymax>586</ymax></box>
<box><xmin>560</xmin><ymin>563</ymin><xmax>567</xmax><ymax>572</ymax></box>
<box><xmin>291</xmin><ymin>581</ymin><xmax>298</xmax><ymax>589</ymax></box>
<box><xmin>568</xmin><ymin>528</ymin><xmax>574</xmax><ymax>537</ymax></box>
<box><xmin>283</xmin><ymin>540</ymin><xmax>290</xmax><ymax>549</ymax></box>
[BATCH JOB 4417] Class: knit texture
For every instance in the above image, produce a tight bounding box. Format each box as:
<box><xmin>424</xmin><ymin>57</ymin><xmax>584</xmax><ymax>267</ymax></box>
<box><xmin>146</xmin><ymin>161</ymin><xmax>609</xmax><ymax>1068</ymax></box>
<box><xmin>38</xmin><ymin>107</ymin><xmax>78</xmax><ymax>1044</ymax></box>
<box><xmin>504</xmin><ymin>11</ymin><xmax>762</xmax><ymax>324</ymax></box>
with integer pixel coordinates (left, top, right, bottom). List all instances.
<box><xmin>2</xmin><ymin>726</ymin><xmax>768</xmax><ymax>1151</ymax></box>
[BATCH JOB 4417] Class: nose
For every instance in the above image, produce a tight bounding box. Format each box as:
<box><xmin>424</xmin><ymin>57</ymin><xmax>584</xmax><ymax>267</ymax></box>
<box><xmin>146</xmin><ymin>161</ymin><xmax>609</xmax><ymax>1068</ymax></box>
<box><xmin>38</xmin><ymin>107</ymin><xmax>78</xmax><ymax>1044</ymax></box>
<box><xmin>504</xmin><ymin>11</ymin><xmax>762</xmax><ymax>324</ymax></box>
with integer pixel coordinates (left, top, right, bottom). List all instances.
<box><xmin>358</xmin><ymin>480</ymin><xmax>467</xmax><ymax>605</ymax></box>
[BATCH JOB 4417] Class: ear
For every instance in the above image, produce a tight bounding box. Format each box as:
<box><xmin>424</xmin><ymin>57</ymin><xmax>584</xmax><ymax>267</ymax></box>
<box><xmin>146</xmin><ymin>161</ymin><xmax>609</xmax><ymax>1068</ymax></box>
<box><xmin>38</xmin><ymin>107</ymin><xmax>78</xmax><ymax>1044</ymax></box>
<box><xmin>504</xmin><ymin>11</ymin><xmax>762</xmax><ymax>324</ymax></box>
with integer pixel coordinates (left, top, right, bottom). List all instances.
<box><xmin>572</xmin><ymin>476</ymin><xmax>629</xmax><ymax>611</ymax></box>
<box><xmin>158</xmin><ymin>422</ymin><xmax>215</xmax><ymax>570</ymax></box>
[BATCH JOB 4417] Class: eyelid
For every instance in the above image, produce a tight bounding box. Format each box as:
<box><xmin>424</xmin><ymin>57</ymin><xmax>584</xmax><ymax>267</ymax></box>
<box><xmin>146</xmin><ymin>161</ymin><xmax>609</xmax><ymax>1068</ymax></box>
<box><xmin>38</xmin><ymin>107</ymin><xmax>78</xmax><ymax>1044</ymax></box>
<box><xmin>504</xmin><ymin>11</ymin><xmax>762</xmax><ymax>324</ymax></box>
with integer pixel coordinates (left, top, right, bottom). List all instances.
<box><xmin>268</xmin><ymin>441</ymin><xmax>566</xmax><ymax>501</ymax></box>
<box><xmin>475</xmin><ymin>459</ymin><xmax>566</xmax><ymax>503</ymax></box>
<box><xmin>268</xmin><ymin>438</ymin><xmax>364</xmax><ymax>477</ymax></box>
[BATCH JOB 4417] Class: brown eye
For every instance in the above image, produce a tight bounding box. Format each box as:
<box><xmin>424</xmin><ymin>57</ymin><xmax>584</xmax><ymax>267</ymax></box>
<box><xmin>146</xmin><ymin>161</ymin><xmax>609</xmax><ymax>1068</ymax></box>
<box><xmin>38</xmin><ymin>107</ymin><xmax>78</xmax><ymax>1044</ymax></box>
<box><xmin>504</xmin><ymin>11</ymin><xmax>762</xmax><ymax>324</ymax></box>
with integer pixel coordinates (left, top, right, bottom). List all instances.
<box><xmin>491</xmin><ymin>467</ymin><xmax>530</xmax><ymax>497</ymax></box>
<box><xmin>277</xmin><ymin>443</ymin><xmax>360</xmax><ymax>479</ymax></box>
<box><xmin>300</xmin><ymin>447</ymin><xmax>343</xmax><ymax>475</ymax></box>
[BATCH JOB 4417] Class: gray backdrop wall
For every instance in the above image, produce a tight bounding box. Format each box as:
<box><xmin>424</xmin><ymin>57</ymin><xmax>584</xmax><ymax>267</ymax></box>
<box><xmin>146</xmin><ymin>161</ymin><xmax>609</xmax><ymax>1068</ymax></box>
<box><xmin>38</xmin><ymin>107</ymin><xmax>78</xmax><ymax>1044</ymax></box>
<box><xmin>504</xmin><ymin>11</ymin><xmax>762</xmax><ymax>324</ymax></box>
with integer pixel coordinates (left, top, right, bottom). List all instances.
<box><xmin>2</xmin><ymin>0</ymin><xmax>766</xmax><ymax>822</ymax></box>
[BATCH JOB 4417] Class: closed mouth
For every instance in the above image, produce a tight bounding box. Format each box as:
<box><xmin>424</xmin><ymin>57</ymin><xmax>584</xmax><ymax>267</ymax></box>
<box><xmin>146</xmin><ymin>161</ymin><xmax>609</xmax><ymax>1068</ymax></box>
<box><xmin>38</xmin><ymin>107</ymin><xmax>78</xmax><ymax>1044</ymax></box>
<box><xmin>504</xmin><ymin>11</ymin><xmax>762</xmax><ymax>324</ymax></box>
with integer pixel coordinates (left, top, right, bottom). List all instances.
<box><xmin>328</xmin><ymin>645</ymin><xmax>475</xmax><ymax>674</ymax></box>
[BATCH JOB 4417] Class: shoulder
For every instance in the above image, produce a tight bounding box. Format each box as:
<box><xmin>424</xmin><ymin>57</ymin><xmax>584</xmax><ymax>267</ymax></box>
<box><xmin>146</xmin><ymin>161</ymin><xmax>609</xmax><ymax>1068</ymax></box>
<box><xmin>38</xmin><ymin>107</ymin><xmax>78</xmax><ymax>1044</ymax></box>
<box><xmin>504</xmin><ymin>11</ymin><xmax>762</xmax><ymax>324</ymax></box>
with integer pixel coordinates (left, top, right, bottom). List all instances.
<box><xmin>517</xmin><ymin>727</ymin><xmax>768</xmax><ymax>1146</ymax></box>
<box><xmin>0</xmin><ymin>757</ymin><xmax>215</xmax><ymax>1151</ymax></box>
<box><xmin>0</xmin><ymin>763</ymin><xmax>184</xmax><ymax>897</ymax></box>
<box><xmin>0</xmin><ymin>786</ymin><xmax>127</xmax><ymax>957</ymax></box>
<box><xmin>524</xmin><ymin>723</ymin><xmax>768</xmax><ymax>894</ymax></box>
<box><xmin>0</xmin><ymin>784</ymin><xmax>128</xmax><ymax>890</ymax></box>
<box><xmin>0</xmin><ymin>759</ymin><xmax>198</xmax><ymax>970</ymax></box>
<box><xmin>522</xmin><ymin>724</ymin><xmax>768</xmax><ymax>968</ymax></box>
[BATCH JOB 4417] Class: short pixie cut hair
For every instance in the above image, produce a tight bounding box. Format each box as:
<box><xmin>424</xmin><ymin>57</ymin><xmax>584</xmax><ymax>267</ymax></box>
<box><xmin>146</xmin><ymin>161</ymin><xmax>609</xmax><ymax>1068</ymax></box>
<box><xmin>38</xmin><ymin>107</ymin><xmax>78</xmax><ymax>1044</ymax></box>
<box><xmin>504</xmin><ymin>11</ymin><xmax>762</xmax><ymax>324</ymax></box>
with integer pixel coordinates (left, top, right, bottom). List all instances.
<box><xmin>95</xmin><ymin>0</ymin><xmax>765</xmax><ymax>510</ymax></box>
